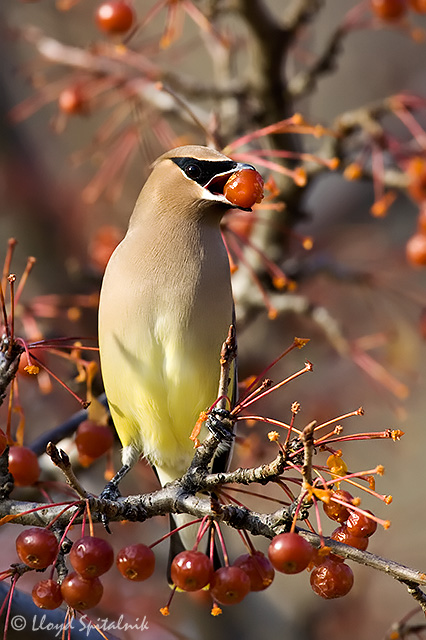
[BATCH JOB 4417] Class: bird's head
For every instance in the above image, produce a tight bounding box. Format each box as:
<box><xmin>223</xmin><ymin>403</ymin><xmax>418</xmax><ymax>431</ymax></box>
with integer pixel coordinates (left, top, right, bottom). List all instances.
<box><xmin>133</xmin><ymin>145</ymin><xmax>262</xmax><ymax>225</ymax></box>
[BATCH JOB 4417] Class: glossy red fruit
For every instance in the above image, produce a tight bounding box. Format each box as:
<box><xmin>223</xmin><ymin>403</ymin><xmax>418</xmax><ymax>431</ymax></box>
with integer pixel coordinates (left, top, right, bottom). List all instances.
<box><xmin>406</xmin><ymin>233</ymin><xmax>426</xmax><ymax>267</ymax></box>
<box><xmin>268</xmin><ymin>532</ymin><xmax>314</xmax><ymax>574</ymax></box>
<box><xmin>209</xmin><ymin>566</ymin><xmax>251</xmax><ymax>606</ymax></box>
<box><xmin>233</xmin><ymin>551</ymin><xmax>275</xmax><ymax>591</ymax></box>
<box><xmin>75</xmin><ymin>421</ymin><xmax>114</xmax><ymax>463</ymax></box>
<box><xmin>370</xmin><ymin>0</ymin><xmax>408</xmax><ymax>19</ymax></box>
<box><xmin>70</xmin><ymin>536</ymin><xmax>114</xmax><ymax>578</ymax></box>
<box><xmin>323</xmin><ymin>490</ymin><xmax>354</xmax><ymax>523</ymax></box>
<box><xmin>9</xmin><ymin>446</ymin><xmax>40</xmax><ymax>486</ymax></box>
<box><xmin>310</xmin><ymin>559</ymin><xmax>354</xmax><ymax>599</ymax></box>
<box><xmin>58</xmin><ymin>87</ymin><xmax>85</xmax><ymax>115</ymax></box>
<box><xmin>346</xmin><ymin>510</ymin><xmax>377</xmax><ymax>537</ymax></box>
<box><xmin>409</xmin><ymin>0</ymin><xmax>426</xmax><ymax>13</ymax></box>
<box><xmin>32</xmin><ymin>579</ymin><xmax>63</xmax><ymax>610</ymax></box>
<box><xmin>61</xmin><ymin>573</ymin><xmax>103</xmax><ymax>610</ymax></box>
<box><xmin>116</xmin><ymin>544</ymin><xmax>155</xmax><ymax>581</ymax></box>
<box><xmin>95</xmin><ymin>1</ymin><xmax>135</xmax><ymax>34</ymax></box>
<box><xmin>171</xmin><ymin>550</ymin><xmax>213</xmax><ymax>591</ymax></box>
<box><xmin>224</xmin><ymin>169</ymin><xmax>264</xmax><ymax>209</ymax></box>
<box><xmin>16</xmin><ymin>527</ymin><xmax>58</xmax><ymax>569</ymax></box>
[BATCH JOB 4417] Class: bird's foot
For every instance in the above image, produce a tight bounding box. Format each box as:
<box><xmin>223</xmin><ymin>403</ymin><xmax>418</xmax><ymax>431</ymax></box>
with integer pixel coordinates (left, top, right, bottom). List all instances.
<box><xmin>206</xmin><ymin>408</ymin><xmax>235</xmax><ymax>442</ymax></box>
<box><xmin>98</xmin><ymin>464</ymin><xmax>130</xmax><ymax>532</ymax></box>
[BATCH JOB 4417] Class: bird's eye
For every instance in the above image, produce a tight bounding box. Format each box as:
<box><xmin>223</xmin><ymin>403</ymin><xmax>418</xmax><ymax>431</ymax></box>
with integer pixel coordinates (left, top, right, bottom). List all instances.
<box><xmin>185</xmin><ymin>164</ymin><xmax>202</xmax><ymax>180</ymax></box>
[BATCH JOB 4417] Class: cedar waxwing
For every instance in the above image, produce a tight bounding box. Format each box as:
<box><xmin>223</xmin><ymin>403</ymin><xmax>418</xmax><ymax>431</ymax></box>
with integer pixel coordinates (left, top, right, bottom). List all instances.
<box><xmin>98</xmin><ymin>145</ymin><xmax>257</xmax><ymax>548</ymax></box>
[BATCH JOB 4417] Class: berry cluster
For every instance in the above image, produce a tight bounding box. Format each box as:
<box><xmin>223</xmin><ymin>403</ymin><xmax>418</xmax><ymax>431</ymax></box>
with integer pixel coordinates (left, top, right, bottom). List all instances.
<box><xmin>169</xmin><ymin>547</ymin><xmax>274</xmax><ymax>608</ymax></box>
<box><xmin>20</xmin><ymin>528</ymin><xmax>156</xmax><ymax>611</ymax></box>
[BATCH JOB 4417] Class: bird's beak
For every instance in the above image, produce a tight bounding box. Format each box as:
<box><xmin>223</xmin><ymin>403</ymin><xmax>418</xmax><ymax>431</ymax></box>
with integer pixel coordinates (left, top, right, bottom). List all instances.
<box><xmin>203</xmin><ymin>162</ymin><xmax>256</xmax><ymax>211</ymax></box>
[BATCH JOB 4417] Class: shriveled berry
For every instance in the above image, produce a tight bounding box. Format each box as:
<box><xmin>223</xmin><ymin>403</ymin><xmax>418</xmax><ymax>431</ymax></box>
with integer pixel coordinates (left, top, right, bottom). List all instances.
<box><xmin>70</xmin><ymin>536</ymin><xmax>114</xmax><ymax>578</ymax></box>
<box><xmin>268</xmin><ymin>532</ymin><xmax>314</xmax><ymax>574</ymax></box>
<box><xmin>171</xmin><ymin>550</ymin><xmax>212</xmax><ymax>591</ymax></box>
<box><xmin>233</xmin><ymin>551</ymin><xmax>275</xmax><ymax>591</ymax></box>
<box><xmin>346</xmin><ymin>510</ymin><xmax>377</xmax><ymax>538</ymax></box>
<box><xmin>323</xmin><ymin>490</ymin><xmax>354</xmax><ymax>523</ymax></box>
<box><xmin>330</xmin><ymin>525</ymin><xmax>369</xmax><ymax>561</ymax></box>
<box><xmin>209</xmin><ymin>566</ymin><xmax>250</xmax><ymax>606</ymax></box>
<box><xmin>61</xmin><ymin>573</ymin><xmax>103</xmax><ymax>610</ymax></box>
<box><xmin>32</xmin><ymin>579</ymin><xmax>63</xmax><ymax>610</ymax></box>
<box><xmin>16</xmin><ymin>527</ymin><xmax>58</xmax><ymax>569</ymax></box>
<box><xmin>224</xmin><ymin>169</ymin><xmax>264</xmax><ymax>209</ymax></box>
<box><xmin>9</xmin><ymin>446</ymin><xmax>40</xmax><ymax>486</ymax></box>
<box><xmin>95</xmin><ymin>1</ymin><xmax>135</xmax><ymax>34</ymax></box>
<box><xmin>310</xmin><ymin>559</ymin><xmax>354</xmax><ymax>599</ymax></box>
<box><xmin>116</xmin><ymin>544</ymin><xmax>155</xmax><ymax>581</ymax></box>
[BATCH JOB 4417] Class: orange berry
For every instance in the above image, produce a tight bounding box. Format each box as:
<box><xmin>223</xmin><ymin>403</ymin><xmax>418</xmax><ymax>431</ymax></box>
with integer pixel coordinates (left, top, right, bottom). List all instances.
<box><xmin>406</xmin><ymin>233</ymin><xmax>426</xmax><ymax>267</ymax></box>
<box><xmin>58</xmin><ymin>87</ymin><xmax>86</xmax><ymax>115</ymax></box>
<box><xmin>95</xmin><ymin>1</ymin><xmax>135</xmax><ymax>34</ymax></box>
<box><xmin>409</xmin><ymin>0</ymin><xmax>426</xmax><ymax>12</ymax></box>
<box><xmin>407</xmin><ymin>157</ymin><xmax>426</xmax><ymax>203</ymax></box>
<box><xmin>370</xmin><ymin>0</ymin><xmax>408</xmax><ymax>19</ymax></box>
<box><xmin>224</xmin><ymin>169</ymin><xmax>264</xmax><ymax>209</ymax></box>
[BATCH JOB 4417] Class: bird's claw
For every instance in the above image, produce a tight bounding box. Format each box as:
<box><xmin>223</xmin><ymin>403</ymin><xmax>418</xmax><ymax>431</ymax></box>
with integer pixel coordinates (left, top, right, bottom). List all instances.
<box><xmin>206</xmin><ymin>408</ymin><xmax>235</xmax><ymax>442</ymax></box>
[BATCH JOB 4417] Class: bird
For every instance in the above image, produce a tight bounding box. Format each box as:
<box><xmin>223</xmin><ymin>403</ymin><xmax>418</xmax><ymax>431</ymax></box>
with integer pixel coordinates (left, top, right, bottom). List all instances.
<box><xmin>98</xmin><ymin>145</ymin><xmax>258</xmax><ymax>555</ymax></box>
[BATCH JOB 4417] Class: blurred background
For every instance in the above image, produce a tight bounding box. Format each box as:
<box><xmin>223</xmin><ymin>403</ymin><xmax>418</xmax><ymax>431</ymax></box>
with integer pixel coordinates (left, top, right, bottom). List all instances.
<box><xmin>1</xmin><ymin>1</ymin><xmax>426</xmax><ymax>639</ymax></box>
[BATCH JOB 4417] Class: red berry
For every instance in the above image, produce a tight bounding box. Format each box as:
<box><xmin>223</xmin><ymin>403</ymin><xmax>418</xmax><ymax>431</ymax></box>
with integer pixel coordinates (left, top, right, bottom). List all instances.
<box><xmin>61</xmin><ymin>573</ymin><xmax>103</xmax><ymax>610</ymax></box>
<box><xmin>346</xmin><ymin>510</ymin><xmax>377</xmax><ymax>538</ymax></box>
<box><xmin>9</xmin><ymin>446</ymin><xmax>40</xmax><ymax>486</ymax></box>
<box><xmin>224</xmin><ymin>169</ymin><xmax>264</xmax><ymax>209</ymax></box>
<box><xmin>75</xmin><ymin>421</ymin><xmax>114</xmax><ymax>464</ymax></box>
<box><xmin>0</xmin><ymin>429</ymin><xmax>7</xmax><ymax>456</ymax></box>
<box><xmin>58</xmin><ymin>87</ymin><xmax>86</xmax><ymax>115</ymax></box>
<box><xmin>170</xmin><ymin>550</ymin><xmax>212</xmax><ymax>592</ymax></box>
<box><xmin>95</xmin><ymin>1</ymin><xmax>135</xmax><ymax>34</ymax></box>
<box><xmin>323</xmin><ymin>490</ymin><xmax>354</xmax><ymax>523</ymax></box>
<box><xmin>370</xmin><ymin>0</ymin><xmax>408</xmax><ymax>19</ymax></box>
<box><xmin>32</xmin><ymin>579</ymin><xmax>63</xmax><ymax>610</ymax></box>
<box><xmin>310</xmin><ymin>559</ymin><xmax>354</xmax><ymax>599</ymax></box>
<box><xmin>16</xmin><ymin>527</ymin><xmax>58</xmax><ymax>569</ymax></box>
<box><xmin>70</xmin><ymin>536</ymin><xmax>114</xmax><ymax>578</ymax></box>
<box><xmin>116</xmin><ymin>544</ymin><xmax>155</xmax><ymax>581</ymax></box>
<box><xmin>330</xmin><ymin>525</ymin><xmax>369</xmax><ymax>562</ymax></box>
<box><xmin>233</xmin><ymin>551</ymin><xmax>275</xmax><ymax>591</ymax></box>
<box><xmin>409</xmin><ymin>0</ymin><xmax>426</xmax><ymax>12</ymax></box>
<box><xmin>407</xmin><ymin>233</ymin><xmax>426</xmax><ymax>267</ymax></box>
<box><xmin>268</xmin><ymin>532</ymin><xmax>314</xmax><ymax>574</ymax></box>
<box><xmin>209</xmin><ymin>566</ymin><xmax>250</xmax><ymax>606</ymax></box>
